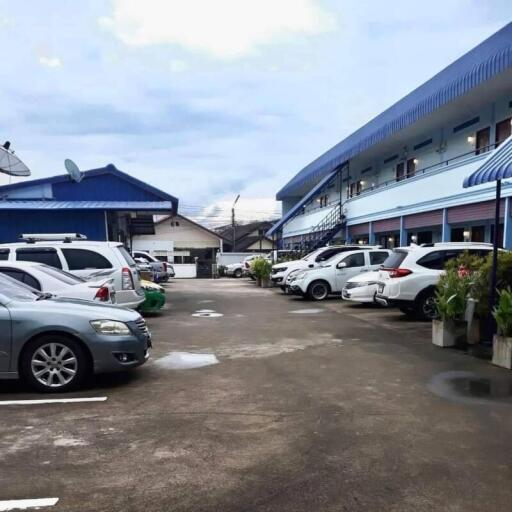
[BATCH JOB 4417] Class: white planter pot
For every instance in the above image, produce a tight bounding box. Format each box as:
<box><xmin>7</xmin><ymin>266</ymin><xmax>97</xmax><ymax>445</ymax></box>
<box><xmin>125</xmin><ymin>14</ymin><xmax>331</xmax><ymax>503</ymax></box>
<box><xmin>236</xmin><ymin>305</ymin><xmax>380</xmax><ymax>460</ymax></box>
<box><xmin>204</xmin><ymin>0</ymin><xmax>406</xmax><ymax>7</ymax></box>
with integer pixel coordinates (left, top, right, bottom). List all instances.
<box><xmin>432</xmin><ymin>319</ymin><xmax>465</xmax><ymax>347</ymax></box>
<box><xmin>492</xmin><ymin>335</ymin><xmax>512</xmax><ymax>369</ymax></box>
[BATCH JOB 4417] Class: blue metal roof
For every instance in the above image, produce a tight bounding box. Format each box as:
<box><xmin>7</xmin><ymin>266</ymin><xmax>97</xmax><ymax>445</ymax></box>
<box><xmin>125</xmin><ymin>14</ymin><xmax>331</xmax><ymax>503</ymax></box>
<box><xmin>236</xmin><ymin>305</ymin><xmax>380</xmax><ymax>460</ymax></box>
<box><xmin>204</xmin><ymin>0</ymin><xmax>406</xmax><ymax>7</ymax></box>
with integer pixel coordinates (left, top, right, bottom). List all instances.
<box><xmin>463</xmin><ymin>135</ymin><xmax>512</xmax><ymax>188</ymax></box>
<box><xmin>0</xmin><ymin>164</ymin><xmax>179</xmax><ymax>213</ymax></box>
<box><xmin>277</xmin><ymin>22</ymin><xmax>512</xmax><ymax>200</ymax></box>
<box><xmin>267</xmin><ymin>169</ymin><xmax>338</xmax><ymax>236</ymax></box>
<box><xmin>0</xmin><ymin>200</ymin><xmax>174</xmax><ymax>210</ymax></box>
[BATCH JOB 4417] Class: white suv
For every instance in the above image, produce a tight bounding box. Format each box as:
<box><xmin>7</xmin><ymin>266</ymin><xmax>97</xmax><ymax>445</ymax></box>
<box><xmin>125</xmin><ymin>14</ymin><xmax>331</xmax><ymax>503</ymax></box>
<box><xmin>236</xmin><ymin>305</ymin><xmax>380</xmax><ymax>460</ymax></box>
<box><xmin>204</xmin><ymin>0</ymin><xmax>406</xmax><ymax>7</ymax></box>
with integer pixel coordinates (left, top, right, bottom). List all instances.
<box><xmin>0</xmin><ymin>235</ymin><xmax>144</xmax><ymax>309</ymax></box>
<box><xmin>375</xmin><ymin>243</ymin><xmax>494</xmax><ymax>320</ymax></box>
<box><xmin>288</xmin><ymin>249</ymin><xmax>391</xmax><ymax>300</ymax></box>
<box><xmin>272</xmin><ymin>245</ymin><xmax>380</xmax><ymax>290</ymax></box>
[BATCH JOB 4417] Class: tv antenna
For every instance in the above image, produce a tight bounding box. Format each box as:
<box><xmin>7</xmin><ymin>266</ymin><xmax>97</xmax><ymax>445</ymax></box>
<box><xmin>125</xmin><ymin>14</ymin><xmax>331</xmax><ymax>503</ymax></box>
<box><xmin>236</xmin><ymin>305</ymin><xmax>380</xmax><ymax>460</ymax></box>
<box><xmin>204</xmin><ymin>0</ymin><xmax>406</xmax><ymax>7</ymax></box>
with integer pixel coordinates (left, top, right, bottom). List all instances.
<box><xmin>64</xmin><ymin>158</ymin><xmax>83</xmax><ymax>183</ymax></box>
<box><xmin>0</xmin><ymin>141</ymin><xmax>31</xmax><ymax>177</ymax></box>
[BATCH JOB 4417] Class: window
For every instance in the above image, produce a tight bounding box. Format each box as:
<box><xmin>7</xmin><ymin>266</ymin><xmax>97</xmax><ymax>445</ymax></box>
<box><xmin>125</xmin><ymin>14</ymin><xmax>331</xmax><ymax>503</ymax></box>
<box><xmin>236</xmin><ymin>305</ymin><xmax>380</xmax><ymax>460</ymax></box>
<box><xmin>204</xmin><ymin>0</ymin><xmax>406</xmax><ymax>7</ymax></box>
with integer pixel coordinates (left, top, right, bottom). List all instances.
<box><xmin>396</xmin><ymin>162</ymin><xmax>405</xmax><ymax>182</ymax></box>
<box><xmin>62</xmin><ymin>249</ymin><xmax>112</xmax><ymax>270</ymax></box>
<box><xmin>406</xmin><ymin>158</ymin><xmax>416</xmax><ymax>178</ymax></box>
<box><xmin>417</xmin><ymin>251</ymin><xmax>445</xmax><ymax>270</ymax></box>
<box><xmin>370</xmin><ymin>251</ymin><xmax>389</xmax><ymax>265</ymax></box>
<box><xmin>116</xmin><ymin>246</ymin><xmax>136</xmax><ymax>266</ymax></box>
<box><xmin>381</xmin><ymin>250</ymin><xmax>408</xmax><ymax>269</ymax></box>
<box><xmin>495</xmin><ymin>118</ymin><xmax>511</xmax><ymax>147</ymax></box>
<box><xmin>16</xmin><ymin>248</ymin><xmax>62</xmax><ymax>269</ymax></box>
<box><xmin>38</xmin><ymin>265</ymin><xmax>85</xmax><ymax>284</ymax></box>
<box><xmin>342</xmin><ymin>252</ymin><xmax>365</xmax><ymax>268</ymax></box>
<box><xmin>316</xmin><ymin>249</ymin><xmax>338</xmax><ymax>262</ymax></box>
<box><xmin>0</xmin><ymin>268</ymin><xmax>41</xmax><ymax>290</ymax></box>
<box><xmin>0</xmin><ymin>249</ymin><xmax>8</xmax><ymax>261</ymax></box>
<box><xmin>476</xmin><ymin>127</ymin><xmax>490</xmax><ymax>155</ymax></box>
<box><xmin>417</xmin><ymin>250</ymin><xmax>463</xmax><ymax>270</ymax></box>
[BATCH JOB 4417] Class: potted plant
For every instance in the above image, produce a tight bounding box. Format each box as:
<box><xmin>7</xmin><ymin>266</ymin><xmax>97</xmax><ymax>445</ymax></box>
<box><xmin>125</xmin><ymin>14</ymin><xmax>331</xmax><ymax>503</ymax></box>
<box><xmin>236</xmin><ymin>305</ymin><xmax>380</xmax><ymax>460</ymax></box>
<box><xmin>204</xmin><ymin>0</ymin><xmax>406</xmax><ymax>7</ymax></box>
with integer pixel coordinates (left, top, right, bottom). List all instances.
<box><xmin>251</xmin><ymin>257</ymin><xmax>272</xmax><ymax>287</ymax></box>
<box><xmin>433</xmin><ymin>269</ymin><xmax>470</xmax><ymax>347</ymax></box>
<box><xmin>492</xmin><ymin>288</ymin><xmax>512</xmax><ymax>369</ymax></box>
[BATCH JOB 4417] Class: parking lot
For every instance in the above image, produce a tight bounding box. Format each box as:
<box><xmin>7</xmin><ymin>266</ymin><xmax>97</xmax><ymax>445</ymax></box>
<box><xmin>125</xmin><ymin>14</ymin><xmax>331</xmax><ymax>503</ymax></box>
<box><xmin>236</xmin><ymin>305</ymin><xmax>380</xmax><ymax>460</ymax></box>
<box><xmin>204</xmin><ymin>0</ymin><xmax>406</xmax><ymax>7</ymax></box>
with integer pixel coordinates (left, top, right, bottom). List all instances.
<box><xmin>1</xmin><ymin>278</ymin><xmax>512</xmax><ymax>512</ymax></box>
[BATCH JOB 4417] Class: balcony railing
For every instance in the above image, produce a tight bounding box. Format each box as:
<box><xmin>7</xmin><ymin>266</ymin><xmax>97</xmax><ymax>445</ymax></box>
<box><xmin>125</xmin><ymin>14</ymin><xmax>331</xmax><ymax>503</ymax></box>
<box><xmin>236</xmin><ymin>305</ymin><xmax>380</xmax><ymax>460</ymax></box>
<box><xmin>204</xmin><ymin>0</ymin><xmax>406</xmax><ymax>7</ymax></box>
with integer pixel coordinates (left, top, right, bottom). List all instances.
<box><xmin>348</xmin><ymin>139</ymin><xmax>506</xmax><ymax>200</ymax></box>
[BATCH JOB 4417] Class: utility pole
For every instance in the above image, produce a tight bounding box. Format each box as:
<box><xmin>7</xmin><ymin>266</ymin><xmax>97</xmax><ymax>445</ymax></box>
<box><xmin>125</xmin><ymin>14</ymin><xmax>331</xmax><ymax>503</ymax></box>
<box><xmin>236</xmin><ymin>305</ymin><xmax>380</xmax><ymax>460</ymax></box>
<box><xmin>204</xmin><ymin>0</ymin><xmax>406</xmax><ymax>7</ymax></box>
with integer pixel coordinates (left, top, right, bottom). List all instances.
<box><xmin>232</xmin><ymin>194</ymin><xmax>240</xmax><ymax>252</ymax></box>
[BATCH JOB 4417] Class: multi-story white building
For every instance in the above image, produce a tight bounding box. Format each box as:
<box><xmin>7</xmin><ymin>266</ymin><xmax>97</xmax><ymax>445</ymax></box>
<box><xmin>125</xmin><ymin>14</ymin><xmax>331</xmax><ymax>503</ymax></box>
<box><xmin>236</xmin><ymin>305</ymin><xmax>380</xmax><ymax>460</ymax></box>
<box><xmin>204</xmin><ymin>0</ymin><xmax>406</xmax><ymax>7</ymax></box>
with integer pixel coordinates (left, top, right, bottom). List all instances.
<box><xmin>268</xmin><ymin>23</ymin><xmax>512</xmax><ymax>251</ymax></box>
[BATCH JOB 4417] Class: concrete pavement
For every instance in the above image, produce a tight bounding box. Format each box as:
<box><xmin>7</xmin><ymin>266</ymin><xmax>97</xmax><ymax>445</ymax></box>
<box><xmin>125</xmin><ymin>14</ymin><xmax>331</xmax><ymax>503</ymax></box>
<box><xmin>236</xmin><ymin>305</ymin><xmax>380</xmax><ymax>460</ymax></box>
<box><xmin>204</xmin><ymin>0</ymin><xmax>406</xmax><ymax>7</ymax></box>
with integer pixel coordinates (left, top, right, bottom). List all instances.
<box><xmin>1</xmin><ymin>278</ymin><xmax>511</xmax><ymax>511</ymax></box>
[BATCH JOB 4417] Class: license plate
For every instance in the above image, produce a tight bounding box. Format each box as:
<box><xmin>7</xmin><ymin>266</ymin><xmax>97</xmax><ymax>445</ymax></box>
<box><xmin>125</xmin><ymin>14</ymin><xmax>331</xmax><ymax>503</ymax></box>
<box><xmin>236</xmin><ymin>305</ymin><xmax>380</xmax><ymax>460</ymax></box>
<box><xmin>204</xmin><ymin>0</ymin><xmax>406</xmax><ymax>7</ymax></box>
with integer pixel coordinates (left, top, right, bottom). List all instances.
<box><xmin>378</xmin><ymin>283</ymin><xmax>384</xmax><ymax>293</ymax></box>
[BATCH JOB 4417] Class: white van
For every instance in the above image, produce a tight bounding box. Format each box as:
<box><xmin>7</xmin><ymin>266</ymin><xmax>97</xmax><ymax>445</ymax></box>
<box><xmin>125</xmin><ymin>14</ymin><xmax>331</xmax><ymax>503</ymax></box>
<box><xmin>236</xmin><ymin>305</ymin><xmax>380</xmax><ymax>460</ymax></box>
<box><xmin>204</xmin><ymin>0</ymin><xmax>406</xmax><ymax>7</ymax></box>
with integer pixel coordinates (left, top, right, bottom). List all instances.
<box><xmin>0</xmin><ymin>234</ymin><xmax>144</xmax><ymax>309</ymax></box>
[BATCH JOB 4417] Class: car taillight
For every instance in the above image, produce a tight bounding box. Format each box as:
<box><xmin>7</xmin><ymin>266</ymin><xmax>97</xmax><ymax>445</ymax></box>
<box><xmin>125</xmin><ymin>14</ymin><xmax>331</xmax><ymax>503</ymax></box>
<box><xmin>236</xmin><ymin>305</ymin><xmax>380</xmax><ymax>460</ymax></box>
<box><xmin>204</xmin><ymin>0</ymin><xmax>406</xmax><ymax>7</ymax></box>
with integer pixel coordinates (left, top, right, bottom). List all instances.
<box><xmin>94</xmin><ymin>286</ymin><xmax>110</xmax><ymax>302</ymax></box>
<box><xmin>163</xmin><ymin>262</ymin><xmax>167</xmax><ymax>272</ymax></box>
<box><xmin>384</xmin><ymin>268</ymin><xmax>412</xmax><ymax>278</ymax></box>
<box><xmin>122</xmin><ymin>267</ymin><xmax>134</xmax><ymax>290</ymax></box>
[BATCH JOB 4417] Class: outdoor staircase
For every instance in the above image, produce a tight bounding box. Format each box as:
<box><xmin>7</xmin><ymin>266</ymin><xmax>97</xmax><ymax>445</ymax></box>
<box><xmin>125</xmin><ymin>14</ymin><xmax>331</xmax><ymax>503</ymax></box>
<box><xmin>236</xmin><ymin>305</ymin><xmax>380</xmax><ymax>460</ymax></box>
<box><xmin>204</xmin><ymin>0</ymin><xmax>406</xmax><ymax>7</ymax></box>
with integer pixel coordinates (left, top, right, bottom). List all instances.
<box><xmin>300</xmin><ymin>203</ymin><xmax>346</xmax><ymax>252</ymax></box>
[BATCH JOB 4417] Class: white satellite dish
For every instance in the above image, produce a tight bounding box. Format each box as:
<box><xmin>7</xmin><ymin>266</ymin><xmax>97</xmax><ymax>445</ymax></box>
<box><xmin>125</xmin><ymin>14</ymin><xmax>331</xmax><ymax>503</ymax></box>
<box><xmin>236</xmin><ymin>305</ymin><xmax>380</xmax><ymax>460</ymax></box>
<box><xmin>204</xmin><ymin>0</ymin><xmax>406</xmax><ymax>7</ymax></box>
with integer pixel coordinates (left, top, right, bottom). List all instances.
<box><xmin>0</xmin><ymin>141</ymin><xmax>31</xmax><ymax>177</ymax></box>
<box><xmin>64</xmin><ymin>158</ymin><xmax>83</xmax><ymax>183</ymax></box>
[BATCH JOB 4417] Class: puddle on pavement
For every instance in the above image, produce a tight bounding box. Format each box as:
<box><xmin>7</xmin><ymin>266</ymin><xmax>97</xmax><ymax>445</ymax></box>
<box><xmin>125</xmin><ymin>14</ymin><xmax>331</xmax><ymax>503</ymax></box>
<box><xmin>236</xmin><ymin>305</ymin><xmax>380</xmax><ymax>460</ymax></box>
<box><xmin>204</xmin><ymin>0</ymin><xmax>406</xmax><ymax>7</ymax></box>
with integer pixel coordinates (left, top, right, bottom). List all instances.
<box><xmin>289</xmin><ymin>308</ymin><xmax>324</xmax><ymax>314</ymax></box>
<box><xmin>195</xmin><ymin>309</ymin><xmax>215</xmax><ymax>313</ymax></box>
<box><xmin>191</xmin><ymin>312</ymin><xmax>223</xmax><ymax>318</ymax></box>
<box><xmin>428</xmin><ymin>371</ymin><xmax>512</xmax><ymax>405</ymax></box>
<box><xmin>155</xmin><ymin>352</ymin><xmax>219</xmax><ymax>370</ymax></box>
<box><xmin>198</xmin><ymin>300</ymin><xmax>215</xmax><ymax>304</ymax></box>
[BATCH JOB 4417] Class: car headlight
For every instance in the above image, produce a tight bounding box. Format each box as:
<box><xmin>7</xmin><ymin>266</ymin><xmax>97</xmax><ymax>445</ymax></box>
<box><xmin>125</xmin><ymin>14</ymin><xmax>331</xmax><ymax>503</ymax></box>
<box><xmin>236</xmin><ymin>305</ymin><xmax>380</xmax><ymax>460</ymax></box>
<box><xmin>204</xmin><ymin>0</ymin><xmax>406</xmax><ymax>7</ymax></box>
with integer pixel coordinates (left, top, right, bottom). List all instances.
<box><xmin>346</xmin><ymin>281</ymin><xmax>377</xmax><ymax>289</ymax></box>
<box><xmin>294</xmin><ymin>271</ymin><xmax>307</xmax><ymax>280</ymax></box>
<box><xmin>90</xmin><ymin>320</ymin><xmax>131</xmax><ymax>335</ymax></box>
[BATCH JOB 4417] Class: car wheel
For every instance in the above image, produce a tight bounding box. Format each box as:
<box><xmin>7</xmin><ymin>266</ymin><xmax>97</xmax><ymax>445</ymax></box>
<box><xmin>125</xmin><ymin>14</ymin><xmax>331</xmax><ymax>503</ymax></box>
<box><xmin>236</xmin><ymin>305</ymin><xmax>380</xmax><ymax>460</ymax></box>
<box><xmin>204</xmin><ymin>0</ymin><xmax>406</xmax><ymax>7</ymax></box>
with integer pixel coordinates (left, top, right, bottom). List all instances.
<box><xmin>21</xmin><ymin>335</ymin><xmax>89</xmax><ymax>393</ymax></box>
<box><xmin>307</xmin><ymin>280</ymin><xmax>330</xmax><ymax>301</ymax></box>
<box><xmin>234</xmin><ymin>268</ymin><xmax>243</xmax><ymax>278</ymax></box>
<box><xmin>414</xmin><ymin>290</ymin><xmax>438</xmax><ymax>321</ymax></box>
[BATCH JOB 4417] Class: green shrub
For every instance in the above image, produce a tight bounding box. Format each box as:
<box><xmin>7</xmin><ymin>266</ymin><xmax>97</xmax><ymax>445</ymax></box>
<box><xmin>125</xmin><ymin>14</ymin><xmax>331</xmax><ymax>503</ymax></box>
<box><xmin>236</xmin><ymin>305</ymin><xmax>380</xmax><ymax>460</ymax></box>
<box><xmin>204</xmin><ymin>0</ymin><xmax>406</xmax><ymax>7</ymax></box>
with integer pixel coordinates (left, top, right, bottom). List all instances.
<box><xmin>436</xmin><ymin>268</ymin><xmax>472</xmax><ymax>321</ymax></box>
<box><xmin>251</xmin><ymin>257</ymin><xmax>272</xmax><ymax>279</ymax></box>
<box><xmin>493</xmin><ymin>288</ymin><xmax>512</xmax><ymax>337</ymax></box>
<box><xmin>471</xmin><ymin>251</ymin><xmax>512</xmax><ymax>318</ymax></box>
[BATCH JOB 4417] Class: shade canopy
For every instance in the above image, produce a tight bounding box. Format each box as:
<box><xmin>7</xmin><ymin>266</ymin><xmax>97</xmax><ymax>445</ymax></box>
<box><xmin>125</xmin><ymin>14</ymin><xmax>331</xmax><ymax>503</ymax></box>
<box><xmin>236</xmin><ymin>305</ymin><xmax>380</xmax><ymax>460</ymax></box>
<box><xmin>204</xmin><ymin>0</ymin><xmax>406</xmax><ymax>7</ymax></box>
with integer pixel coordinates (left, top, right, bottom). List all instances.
<box><xmin>463</xmin><ymin>134</ymin><xmax>512</xmax><ymax>188</ymax></box>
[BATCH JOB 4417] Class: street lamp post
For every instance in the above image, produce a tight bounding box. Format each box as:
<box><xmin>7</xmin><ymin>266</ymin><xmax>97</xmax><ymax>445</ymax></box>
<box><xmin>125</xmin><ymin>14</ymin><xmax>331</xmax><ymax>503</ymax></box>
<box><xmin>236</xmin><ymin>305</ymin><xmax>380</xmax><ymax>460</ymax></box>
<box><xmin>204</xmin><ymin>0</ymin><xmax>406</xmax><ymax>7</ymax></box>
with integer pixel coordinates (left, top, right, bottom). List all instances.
<box><xmin>232</xmin><ymin>194</ymin><xmax>240</xmax><ymax>252</ymax></box>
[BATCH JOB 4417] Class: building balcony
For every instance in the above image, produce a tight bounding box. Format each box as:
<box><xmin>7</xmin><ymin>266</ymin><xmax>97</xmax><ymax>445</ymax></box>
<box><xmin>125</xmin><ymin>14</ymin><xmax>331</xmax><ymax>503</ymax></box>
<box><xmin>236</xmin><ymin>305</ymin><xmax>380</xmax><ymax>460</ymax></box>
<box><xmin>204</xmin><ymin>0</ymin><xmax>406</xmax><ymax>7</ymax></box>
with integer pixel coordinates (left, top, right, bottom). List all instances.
<box><xmin>345</xmin><ymin>149</ymin><xmax>511</xmax><ymax>226</ymax></box>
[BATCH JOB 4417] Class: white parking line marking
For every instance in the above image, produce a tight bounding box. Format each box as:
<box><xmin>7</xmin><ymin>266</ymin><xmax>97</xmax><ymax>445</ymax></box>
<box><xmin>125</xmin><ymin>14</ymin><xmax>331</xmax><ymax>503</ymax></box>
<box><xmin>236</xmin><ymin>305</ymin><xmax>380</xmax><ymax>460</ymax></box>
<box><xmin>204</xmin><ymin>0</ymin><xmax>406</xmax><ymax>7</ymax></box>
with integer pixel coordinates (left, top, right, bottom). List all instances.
<box><xmin>0</xmin><ymin>498</ymin><xmax>59</xmax><ymax>510</ymax></box>
<box><xmin>0</xmin><ymin>397</ymin><xmax>107</xmax><ymax>406</ymax></box>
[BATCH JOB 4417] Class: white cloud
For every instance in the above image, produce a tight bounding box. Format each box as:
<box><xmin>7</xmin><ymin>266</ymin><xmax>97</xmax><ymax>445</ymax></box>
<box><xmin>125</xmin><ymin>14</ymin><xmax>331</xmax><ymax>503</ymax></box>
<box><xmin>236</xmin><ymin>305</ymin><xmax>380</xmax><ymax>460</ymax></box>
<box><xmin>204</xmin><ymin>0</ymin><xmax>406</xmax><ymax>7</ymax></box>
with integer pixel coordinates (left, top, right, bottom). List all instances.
<box><xmin>38</xmin><ymin>56</ymin><xmax>62</xmax><ymax>68</ymax></box>
<box><xmin>169</xmin><ymin>59</ymin><xmax>188</xmax><ymax>73</ymax></box>
<box><xmin>99</xmin><ymin>0</ymin><xmax>335</xmax><ymax>59</ymax></box>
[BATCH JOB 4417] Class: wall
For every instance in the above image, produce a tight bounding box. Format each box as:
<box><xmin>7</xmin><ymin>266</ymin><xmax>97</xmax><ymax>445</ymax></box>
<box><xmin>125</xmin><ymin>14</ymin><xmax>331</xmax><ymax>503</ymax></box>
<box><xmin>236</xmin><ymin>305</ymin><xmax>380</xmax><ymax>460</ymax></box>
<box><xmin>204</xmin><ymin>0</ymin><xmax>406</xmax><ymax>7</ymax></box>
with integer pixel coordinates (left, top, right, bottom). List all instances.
<box><xmin>173</xmin><ymin>264</ymin><xmax>197</xmax><ymax>278</ymax></box>
<box><xmin>0</xmin><ymin>209</ymin><xmax>106</xmax><ymax>243</ymax></box>
<box><xmin>133</xmin><ymin>215</ymin><xmax>222</xmax><ymax>250</ymax></box>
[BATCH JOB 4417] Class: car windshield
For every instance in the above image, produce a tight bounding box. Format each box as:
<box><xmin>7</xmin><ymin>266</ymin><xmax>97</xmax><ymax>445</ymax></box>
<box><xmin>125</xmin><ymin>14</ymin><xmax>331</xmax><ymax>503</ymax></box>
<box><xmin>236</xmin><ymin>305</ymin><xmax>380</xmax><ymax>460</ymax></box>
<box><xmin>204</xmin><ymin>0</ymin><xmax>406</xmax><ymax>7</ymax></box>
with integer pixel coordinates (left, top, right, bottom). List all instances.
<box><xmin>38</xmin><ymin>264</ymin><xmax>86</xmax><ymax>284</ymax></box>
<box><xmin>382</xmin><ymin>250</ymin><xmax>409</xmax><ymax>269</ymax></box>
<box><xmin>302</xmin><ymin>250</ymin><xmax>321</xmax><ymax>261</ymax></box>
<box><xmin>118</xmin><ymin>246</ymin><xmax>136</xmax><ymax>266</ymax></box>
<box><xmin>0</xmin><ymin>273</ymin><xmax>38</xmax><ymax>302</ymax></box>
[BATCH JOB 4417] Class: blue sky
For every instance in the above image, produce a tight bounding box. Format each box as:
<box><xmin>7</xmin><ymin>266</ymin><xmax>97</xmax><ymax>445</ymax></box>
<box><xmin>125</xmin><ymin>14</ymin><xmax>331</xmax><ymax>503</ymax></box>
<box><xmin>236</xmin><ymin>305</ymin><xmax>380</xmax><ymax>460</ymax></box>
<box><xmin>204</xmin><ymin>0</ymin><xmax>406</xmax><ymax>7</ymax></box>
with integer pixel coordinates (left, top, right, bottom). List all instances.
<box><xmin>0</xmin><ymin>0</ymin><xmax>510</xmax><ymax>225</ymax></box>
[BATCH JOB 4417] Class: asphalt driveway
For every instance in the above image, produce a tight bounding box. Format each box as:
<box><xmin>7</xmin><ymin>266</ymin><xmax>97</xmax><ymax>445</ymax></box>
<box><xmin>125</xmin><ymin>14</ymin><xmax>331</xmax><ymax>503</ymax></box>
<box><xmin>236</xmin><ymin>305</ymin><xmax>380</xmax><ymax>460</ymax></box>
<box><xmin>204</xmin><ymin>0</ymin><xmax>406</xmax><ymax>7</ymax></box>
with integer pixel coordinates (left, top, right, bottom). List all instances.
<box><xmin>1</xmin><ymin>278</ymin><xmax>511</xmax><ymax>511</ymax></box>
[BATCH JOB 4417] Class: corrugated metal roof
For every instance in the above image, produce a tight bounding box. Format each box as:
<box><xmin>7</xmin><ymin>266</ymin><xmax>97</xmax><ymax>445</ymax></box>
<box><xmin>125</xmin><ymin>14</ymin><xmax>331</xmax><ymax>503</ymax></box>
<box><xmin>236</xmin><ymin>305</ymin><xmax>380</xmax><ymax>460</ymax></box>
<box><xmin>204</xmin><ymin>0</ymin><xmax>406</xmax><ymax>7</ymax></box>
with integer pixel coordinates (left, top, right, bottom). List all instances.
<box><xmin>0</xmin><ymin>164</ymin><xmax>179</xmax><ymax>213</ymax></box>
<box><xmin>277</xmin><ymin>23</ymin><xmax>512</xmax><ymax>200</ymax></box>
<box><xmin>463</xmin><ymin>134</ymin><xmax>512</xmax><ymax>187</ymax></box>
<box><xmin>0</xmin><ymin>200</ymin><xmax>174</xmax><ymax>210</ymax></box>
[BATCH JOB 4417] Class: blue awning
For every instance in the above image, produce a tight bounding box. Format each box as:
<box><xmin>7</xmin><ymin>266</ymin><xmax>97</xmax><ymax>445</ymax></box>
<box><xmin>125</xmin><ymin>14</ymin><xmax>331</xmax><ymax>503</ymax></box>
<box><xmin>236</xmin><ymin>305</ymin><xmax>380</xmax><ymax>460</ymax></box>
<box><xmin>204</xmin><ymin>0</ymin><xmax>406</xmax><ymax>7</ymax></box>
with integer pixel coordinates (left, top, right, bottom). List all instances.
<box><xmin>277</xmin><ymin>23</ymin><xmax>512</xmax><ymax>200</ymax></box>
<box><xmin>0</xmin><ymin>200</ymin><xmax>174</xmax><ymax>210</ymax></box>
<box><xmin>463</xmin><ymin>135</ymin><xmax>512</xmax><ymax>188</ymax></box>
<box><xmin>267</xmin><ymin>170</ymin><xmax>339</xmax><ymax>237</ymax></box>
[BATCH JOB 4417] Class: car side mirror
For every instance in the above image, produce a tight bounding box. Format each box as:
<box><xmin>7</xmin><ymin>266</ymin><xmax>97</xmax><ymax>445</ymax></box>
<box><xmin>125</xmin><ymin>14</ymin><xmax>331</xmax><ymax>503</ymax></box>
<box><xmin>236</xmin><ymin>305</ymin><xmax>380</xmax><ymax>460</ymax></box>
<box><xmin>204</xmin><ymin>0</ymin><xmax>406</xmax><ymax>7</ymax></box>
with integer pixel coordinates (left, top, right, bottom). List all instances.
<box><xmin>337</xmin><ymin>261</ymin><xmax>347</xmax><ymax>269</ymax></box>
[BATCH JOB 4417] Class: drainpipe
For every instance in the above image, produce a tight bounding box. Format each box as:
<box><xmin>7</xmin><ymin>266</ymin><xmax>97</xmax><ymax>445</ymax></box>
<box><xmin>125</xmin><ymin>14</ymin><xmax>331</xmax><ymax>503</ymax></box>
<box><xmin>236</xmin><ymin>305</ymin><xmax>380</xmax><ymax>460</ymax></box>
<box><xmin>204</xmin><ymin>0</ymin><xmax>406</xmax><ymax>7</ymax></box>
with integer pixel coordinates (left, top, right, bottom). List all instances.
<box><xmin>368</xmin><ymin>221</ymin><xmax>375</xmax><ymax>245</ymax></box>
<box><xmin>399</xmin><ymin>216</ymin><xmax>407</xmax><ymax>246</ymax></box>
<box><xmin>441</xmin><ymin>208</ymin><xmax>451</xmax><ymax>242</ymax></box>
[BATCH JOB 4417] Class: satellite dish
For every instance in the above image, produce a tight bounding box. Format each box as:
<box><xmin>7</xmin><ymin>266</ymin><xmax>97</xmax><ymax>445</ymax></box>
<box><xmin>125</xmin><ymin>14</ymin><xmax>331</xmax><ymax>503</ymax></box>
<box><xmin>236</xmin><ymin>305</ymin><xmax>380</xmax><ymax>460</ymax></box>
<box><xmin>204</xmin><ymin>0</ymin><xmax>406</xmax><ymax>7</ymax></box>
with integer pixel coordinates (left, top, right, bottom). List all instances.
<box><xmin>0</xmin><ymin>141</ymin><xmax>31</xmax><ymax>177</ymax></box>
<box><xmin>64</xmin><ymin>158</ymin><xmax>83</xmax><ymax>183</ymax></box>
